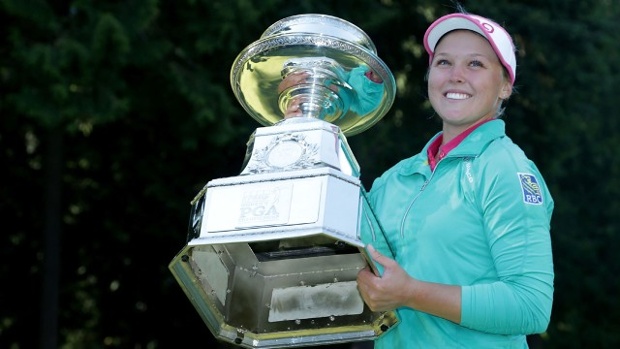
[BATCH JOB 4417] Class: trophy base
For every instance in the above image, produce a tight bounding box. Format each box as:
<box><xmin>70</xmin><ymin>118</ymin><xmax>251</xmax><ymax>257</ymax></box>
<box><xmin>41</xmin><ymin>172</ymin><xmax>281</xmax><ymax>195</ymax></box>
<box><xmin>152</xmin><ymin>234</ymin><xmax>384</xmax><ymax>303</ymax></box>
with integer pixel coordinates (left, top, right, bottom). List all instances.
<box><xmin>169</xmin><ymin>167</ymin><xmax>398</xmax><ymax>348</ymax></box>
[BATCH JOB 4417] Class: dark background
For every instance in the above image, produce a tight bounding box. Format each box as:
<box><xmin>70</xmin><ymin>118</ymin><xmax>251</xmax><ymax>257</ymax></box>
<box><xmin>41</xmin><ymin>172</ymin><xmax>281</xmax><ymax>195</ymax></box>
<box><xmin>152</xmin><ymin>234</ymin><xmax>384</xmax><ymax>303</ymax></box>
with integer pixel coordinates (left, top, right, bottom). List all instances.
<box><xmin>1</xmin><ymin>0</ymin><xmax>619</xmax><ymax>348</ymax></box>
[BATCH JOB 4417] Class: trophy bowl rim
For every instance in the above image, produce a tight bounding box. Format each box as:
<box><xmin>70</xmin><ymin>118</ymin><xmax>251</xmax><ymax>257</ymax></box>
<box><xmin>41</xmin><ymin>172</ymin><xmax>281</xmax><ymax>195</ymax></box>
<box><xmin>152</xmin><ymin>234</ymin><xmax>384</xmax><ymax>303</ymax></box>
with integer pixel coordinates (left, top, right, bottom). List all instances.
<box><xmin>260</xmin><ymin>13</ymin><xmax>378</xmax><ymax>53</ymax></box>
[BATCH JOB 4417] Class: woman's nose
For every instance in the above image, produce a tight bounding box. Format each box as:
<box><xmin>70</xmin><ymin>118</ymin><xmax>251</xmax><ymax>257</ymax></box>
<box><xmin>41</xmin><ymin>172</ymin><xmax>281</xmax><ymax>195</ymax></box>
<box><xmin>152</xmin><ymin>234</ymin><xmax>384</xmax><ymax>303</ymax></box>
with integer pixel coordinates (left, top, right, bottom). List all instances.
<box><xmin>449</xmin><ymin>65</ymin><xmax>466</xmax><ymax>83</ymax></box>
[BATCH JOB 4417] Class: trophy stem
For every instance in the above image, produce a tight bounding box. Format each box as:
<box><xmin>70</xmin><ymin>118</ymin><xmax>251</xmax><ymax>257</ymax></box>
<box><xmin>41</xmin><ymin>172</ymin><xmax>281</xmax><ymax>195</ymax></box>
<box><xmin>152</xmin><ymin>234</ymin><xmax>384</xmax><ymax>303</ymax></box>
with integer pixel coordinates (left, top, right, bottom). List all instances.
<box><xmin>278</xmin><ymin>57</ymin><xmax>351</xmax><ymax>122</ymax></box>
<box><xmin>279</xmin><ymin>84</ymin><xmax>345</xmax><ymax>120</ymax></box>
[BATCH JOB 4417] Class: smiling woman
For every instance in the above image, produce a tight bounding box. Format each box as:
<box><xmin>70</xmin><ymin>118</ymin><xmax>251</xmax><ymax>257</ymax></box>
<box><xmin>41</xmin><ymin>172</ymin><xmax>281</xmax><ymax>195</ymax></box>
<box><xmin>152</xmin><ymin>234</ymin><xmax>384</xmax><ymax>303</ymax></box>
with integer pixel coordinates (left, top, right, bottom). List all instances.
<box><xmin>355</xmin><ymin>7</ymin><xmax>555</xmax><ymax>349</ymax></box>
<box><xmin>427</xmin><ymin>30</ymin><xmax>513</xmax><ymax>142</ymax></box>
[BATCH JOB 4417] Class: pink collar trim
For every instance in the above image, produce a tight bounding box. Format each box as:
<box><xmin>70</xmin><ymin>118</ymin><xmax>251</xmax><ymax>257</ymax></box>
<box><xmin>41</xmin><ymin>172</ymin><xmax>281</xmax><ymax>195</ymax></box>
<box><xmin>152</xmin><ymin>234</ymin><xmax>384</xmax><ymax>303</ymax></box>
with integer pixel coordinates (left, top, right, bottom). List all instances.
<box><xmin>427</xmin><ymin>119</ymin><xmax>493</xmax><ymax>170</ymax></box>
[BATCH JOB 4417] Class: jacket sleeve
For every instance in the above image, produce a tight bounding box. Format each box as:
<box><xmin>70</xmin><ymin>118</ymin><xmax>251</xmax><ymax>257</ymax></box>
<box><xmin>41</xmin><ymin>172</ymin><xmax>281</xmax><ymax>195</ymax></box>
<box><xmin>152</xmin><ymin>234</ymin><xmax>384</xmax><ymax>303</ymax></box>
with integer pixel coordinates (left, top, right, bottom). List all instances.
<box><xmin>460</xmin><ymin>151</ymin><xmax>555</xmax><ymax>335</ymax></box>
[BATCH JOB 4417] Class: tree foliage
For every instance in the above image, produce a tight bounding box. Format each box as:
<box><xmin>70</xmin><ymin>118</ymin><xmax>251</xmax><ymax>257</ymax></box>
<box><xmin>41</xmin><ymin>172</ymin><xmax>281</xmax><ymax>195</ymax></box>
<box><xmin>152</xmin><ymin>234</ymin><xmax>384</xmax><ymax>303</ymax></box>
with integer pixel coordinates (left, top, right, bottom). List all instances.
<box><xmin>1</xmin><ymin>0</ymin><xmax>619</xmax><ymax>348</ymax></box>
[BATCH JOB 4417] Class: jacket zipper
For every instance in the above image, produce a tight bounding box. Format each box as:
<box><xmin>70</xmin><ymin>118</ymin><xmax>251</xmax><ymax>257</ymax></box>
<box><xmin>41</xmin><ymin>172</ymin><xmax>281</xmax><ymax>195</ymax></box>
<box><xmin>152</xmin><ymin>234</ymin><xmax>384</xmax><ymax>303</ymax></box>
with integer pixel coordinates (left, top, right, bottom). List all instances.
<box><xmin>398</xmin><ymin>155</ymin><xmax>476</xmax><ymax>238</ymax></box>
<box><xmin>399</xmin><ymin>169</ymin><xmax>434</xmax><ymax>238</ymax></box>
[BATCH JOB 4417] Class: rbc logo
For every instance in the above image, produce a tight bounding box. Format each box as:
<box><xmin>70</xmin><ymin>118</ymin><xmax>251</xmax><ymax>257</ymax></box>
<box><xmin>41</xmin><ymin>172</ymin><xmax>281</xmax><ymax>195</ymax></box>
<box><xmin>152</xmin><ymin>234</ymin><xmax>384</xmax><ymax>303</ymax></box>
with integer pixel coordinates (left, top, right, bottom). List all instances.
<box><xmin>518</xmin><ymin>173</ymin><xmax>543</xmax><ymax>205</ymax></box>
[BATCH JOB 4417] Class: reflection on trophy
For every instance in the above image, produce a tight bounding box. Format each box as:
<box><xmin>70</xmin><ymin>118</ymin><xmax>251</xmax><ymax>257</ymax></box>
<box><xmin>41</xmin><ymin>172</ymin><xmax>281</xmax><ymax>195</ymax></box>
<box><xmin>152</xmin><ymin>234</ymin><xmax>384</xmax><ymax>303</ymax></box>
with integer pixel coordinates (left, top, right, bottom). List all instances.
<box><xmin>169</xmin><ymin>14</ymin><xmax>398</xmax><ymax>348</ymax></box>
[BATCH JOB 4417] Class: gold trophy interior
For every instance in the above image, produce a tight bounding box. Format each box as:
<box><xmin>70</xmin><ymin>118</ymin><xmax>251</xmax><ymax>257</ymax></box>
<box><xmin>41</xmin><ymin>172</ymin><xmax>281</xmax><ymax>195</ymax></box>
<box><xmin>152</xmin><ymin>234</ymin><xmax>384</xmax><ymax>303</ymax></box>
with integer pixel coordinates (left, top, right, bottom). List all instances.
<box><xmin>169</xmin><ymin>14</ymin><xmax>398</xmax><ymax>348</ymax></box>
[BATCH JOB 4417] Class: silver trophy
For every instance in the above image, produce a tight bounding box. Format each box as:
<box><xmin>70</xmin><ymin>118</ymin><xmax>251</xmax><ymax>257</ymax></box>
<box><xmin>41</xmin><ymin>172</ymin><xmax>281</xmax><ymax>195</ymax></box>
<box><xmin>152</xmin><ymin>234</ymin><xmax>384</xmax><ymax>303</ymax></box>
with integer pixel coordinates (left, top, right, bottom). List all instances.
<box><xmin>169</xmin><ymin>14</ymin><xmax>397</xmax><ymax>348</ymax></box>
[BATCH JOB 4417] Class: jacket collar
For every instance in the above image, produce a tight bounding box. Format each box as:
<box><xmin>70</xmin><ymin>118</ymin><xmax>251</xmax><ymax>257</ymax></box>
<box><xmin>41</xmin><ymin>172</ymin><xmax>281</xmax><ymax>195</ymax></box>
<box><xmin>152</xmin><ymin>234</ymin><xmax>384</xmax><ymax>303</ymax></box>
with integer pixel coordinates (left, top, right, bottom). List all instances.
<box><xmin>398</xmin><ymin>119</ymin><xmax>507</xmax><ymax>176</ymax></box>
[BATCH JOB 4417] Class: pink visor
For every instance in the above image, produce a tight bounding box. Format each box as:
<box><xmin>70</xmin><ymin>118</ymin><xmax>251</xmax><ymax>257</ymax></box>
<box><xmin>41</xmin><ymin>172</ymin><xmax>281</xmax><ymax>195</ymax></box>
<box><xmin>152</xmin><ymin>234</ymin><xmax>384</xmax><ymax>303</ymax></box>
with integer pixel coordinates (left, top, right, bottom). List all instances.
<box><xmin>423</xmin><ymin>13</ymin><xmax>517</xmax><ymax>85</ymax></box>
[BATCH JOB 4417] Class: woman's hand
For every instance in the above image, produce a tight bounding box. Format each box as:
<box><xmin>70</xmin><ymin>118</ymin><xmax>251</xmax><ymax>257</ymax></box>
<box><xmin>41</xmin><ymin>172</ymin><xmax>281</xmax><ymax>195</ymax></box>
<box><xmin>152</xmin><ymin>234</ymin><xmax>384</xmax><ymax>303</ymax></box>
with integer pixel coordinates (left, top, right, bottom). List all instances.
<box><xmin>357</xmin><ymin>244</ymin><xmax>463</xmax><ymax>323</ymax></box>
<box><xmin>283</xmin><ymin>98</ymin><xmax>302</xmax><ymax>118</ymax></box>
<box><xmin>279</xmin><ymin>72</ymin><xmax>309</xmax><ymax>118</ymax></box>
<box><xmin>357</xmin><ymin>245</ymin><xmax>416</xmax><ymax>312</ymax></box>
<box><xmin>278</xmin><ymin>71</ymin><xmax>309</xmax><ymax>93</ymax></box>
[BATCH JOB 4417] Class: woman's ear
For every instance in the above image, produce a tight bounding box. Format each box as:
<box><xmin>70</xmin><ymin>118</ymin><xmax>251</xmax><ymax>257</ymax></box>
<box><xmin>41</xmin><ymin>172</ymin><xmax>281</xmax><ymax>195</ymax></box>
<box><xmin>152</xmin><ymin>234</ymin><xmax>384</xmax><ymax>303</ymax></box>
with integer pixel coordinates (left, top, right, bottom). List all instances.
<box><xmin>500</xmin><ymin>83</ymin><xmax>513</xmax><ymax>100</ymax></box>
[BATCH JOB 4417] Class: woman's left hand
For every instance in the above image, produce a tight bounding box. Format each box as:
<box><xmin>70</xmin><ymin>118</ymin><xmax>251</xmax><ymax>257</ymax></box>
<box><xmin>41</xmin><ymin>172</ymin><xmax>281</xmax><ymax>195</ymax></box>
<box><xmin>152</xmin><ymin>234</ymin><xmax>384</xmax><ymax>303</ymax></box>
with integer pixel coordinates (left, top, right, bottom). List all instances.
<box><xmin>357</xmin><ymin>245</ymin><xmax>415</xmax><ymax>312</ymax></box>
<box><xmin>357</xmin><ymin>245</ymin><xmax>462</xmax><ymax>323</ymax></box>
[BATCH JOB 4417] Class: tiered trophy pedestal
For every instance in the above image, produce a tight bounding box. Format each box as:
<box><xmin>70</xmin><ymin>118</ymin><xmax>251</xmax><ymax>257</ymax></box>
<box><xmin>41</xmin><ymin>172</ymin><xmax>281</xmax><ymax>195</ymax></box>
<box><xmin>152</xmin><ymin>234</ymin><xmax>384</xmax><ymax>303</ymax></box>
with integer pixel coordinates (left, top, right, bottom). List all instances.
<box><xmin>169</xmin><ymin>14</ymin><xmax>398</xmax><ymax>348</ymax></box>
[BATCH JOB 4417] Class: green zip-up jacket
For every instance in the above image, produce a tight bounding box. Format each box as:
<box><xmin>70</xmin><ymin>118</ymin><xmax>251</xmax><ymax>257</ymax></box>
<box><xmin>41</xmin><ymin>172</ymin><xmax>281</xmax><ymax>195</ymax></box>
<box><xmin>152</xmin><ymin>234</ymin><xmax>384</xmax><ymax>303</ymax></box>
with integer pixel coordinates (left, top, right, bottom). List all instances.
<box><xmin>365</xmin><ymin>119</ymin><xmax>554</xmax><ymax>348</ymax></box>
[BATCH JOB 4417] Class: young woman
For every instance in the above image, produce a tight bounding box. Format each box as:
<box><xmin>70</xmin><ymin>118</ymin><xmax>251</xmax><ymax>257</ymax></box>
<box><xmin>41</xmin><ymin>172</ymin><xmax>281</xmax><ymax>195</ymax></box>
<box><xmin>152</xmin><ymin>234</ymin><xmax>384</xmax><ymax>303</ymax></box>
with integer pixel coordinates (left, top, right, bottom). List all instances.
<box><xmin>356</xmin><ymin>11</ymin><xmax>555</xmax><ymax>348</ymax></box>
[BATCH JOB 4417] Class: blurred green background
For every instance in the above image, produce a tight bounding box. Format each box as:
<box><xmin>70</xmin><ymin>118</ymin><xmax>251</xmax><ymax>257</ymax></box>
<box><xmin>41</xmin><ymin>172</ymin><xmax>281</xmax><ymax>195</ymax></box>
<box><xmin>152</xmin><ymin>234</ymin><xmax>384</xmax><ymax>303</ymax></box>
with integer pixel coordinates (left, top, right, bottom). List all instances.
<box><xmin>2</xmin><ymin>0</ymin><xmax>619</xmax><ymax>348</ymax></box>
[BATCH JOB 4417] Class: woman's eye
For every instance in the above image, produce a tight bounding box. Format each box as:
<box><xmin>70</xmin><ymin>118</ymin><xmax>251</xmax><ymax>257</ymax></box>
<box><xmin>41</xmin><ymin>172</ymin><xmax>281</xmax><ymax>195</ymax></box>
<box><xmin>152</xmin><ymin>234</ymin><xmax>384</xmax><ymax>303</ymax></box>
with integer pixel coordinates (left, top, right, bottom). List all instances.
<box><xmin>436</xmin><ymin>59</ymin><xmax>450</xmax><ymax>66</ymax></box>
<box><xmin>469</xmin><ymin>60</ymin><xmax>484</xmax><ymax>67</ymax></box>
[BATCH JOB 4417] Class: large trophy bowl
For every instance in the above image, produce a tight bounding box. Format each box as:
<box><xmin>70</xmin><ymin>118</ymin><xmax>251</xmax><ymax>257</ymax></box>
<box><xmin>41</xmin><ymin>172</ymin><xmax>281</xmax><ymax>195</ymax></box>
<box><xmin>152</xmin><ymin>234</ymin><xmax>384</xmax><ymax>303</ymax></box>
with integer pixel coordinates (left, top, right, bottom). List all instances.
<box><xmin>231</xmin><ymin>13</ymin><xmax>395</xmax><ymax>137</ymax></box>
<box><xmin>169</xmin><ymin>13</ymin><xmax>397</xmax><ymax>348</ymax></box>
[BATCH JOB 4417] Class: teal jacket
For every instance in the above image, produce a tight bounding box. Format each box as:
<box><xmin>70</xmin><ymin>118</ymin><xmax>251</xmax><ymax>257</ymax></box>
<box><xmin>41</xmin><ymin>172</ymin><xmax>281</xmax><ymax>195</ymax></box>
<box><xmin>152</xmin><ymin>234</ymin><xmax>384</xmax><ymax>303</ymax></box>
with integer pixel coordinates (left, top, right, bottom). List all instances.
<box><xmin>365</xmin><ymin>119</ymin><xmax>554</xmax><ymax>348</ymax></box>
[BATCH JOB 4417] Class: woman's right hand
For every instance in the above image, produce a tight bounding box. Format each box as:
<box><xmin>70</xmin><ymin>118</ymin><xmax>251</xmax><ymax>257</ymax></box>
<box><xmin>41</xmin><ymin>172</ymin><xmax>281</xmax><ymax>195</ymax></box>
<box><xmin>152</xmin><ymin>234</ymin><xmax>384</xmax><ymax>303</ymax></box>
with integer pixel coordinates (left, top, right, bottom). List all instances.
<box><xmin>279</xmin><ymin>72</ymin><xmax>310</xmax><ymax>118</ymax></box>
<box><xmin>278</xmin><ymin>71</ymin><xmax>310</xmax><ymax>93</ymax></box>
<box><xmin>283</xmin><ymin>97</ymin><xmax>303</xmax><ymax>118</ymax></box>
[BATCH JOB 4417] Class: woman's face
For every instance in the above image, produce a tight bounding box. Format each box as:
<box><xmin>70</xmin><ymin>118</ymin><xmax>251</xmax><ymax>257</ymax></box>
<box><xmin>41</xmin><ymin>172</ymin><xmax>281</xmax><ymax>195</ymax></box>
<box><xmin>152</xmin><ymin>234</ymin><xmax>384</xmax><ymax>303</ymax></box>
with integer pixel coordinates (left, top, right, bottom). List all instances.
<box><xmin>428</xmin><ymin>30</ymin><xmax>512</xmax><ymax>134</ymax></box>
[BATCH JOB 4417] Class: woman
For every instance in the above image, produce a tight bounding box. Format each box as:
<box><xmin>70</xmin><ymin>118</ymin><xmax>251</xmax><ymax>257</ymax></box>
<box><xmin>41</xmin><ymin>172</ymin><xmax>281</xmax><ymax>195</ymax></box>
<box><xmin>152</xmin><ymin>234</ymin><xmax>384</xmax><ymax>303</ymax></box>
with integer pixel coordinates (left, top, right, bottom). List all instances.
<box><xmin>356</xmin><ymin>11</ymin><xmax>555</xmax><ymax>349</ymax></box>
